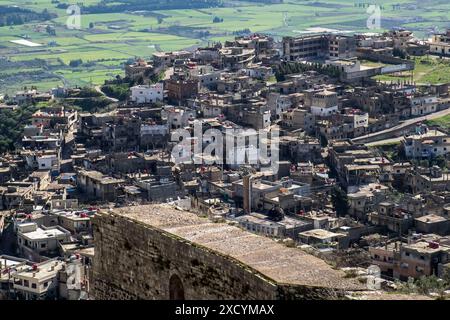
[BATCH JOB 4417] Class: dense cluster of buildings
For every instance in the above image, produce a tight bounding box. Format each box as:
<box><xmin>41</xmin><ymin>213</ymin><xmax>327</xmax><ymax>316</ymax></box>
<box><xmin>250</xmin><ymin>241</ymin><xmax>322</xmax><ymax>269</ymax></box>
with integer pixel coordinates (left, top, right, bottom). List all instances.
<box><xmin>0</xmin><ymin>29</ymin><xmax>450</xmax><ymax>300</ymax></box>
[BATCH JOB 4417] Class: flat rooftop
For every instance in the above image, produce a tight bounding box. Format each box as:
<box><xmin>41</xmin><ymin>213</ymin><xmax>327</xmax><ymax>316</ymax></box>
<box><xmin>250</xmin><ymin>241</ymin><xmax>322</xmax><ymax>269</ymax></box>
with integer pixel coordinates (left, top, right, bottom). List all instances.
<box><xmin>106</xmin><ymin>204</ymin><xmax>363</xmax><ymax>290</ymax></box>
<box><xmin>299</xmin><ymin>229</ymin><xmax>344</xmax><ymax>240</ymax></box>
<box><xmin>20</xmin><ymin>226</ymin><xmax>67</xmax><ymax>240</ymax></box>
<box><xmin>14</xmin><ymin>259</ymin><xmax>65</xmax><ymax>281</ymax></box>
<box><xmin>79</xmin><ymin>170</ymin><xmax>125</xmax><ymax>184</ymax></box>
<box><xmin>408</xmin><ymin>129</ymin><xmax>448</xmax><ymax>139</ymax></box>
<box><xmin>415</xmin><ymin>214</ymin><xmax>448</xmax><ymax>224</ymax></box>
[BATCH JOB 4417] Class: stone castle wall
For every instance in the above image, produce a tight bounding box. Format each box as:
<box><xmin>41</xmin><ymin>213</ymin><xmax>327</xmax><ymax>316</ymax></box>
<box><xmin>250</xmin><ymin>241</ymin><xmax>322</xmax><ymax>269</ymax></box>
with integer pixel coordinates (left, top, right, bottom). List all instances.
<box><xmin>93</xmin><ymin>212</ymin><xmax>280</xmax><ymax>299</ymax></box>
<box><xmin>92</xmin><ymin>212</ymin><xmax>351</xmax><ymax>300</ymax></box>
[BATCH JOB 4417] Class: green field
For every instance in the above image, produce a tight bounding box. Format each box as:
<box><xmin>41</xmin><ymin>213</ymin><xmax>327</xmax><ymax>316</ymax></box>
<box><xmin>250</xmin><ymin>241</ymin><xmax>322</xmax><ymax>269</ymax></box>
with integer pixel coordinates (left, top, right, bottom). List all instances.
<box><xmin>1</xmin><ymin>0</ymin><xmax>450</xmax><ymax>94</ymax></box>
<box><xmin>375</xmin><ymin>56</ymin><xmax>450</xmax><ymax>85</ymax></box>
<box><xmin>425</xmin><ymin>114</ymin><xmax>450</xmax><ymax>131</ymax></box>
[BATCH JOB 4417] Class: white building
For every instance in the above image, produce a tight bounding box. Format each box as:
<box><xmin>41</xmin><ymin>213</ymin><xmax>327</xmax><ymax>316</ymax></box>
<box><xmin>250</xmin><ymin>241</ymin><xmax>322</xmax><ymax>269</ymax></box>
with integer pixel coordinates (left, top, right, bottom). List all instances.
<box><xmin>12</xmin><ymin>259</ymin><xmax>66</xmax><ymax>300</ymax></box>
<box><xmin>188</xmin><ymin>65</ymin><xmax>221</xmax><ymax>89</ymax></box>
<box><xmin>352</xmin><ymin>112</ymin><xmax>369</xmax><ymax>128</ymax></box>
<box><xmin>243</xmin><ymin>65</ymin><xmax>274</xmax><ymax>80</ymax></box>
<box><xmin>161</xmin><ymin>106</ymin><xmax>196</xmax><ymax>129</ymax></box>
<box><xmin>17</xmin><ymin>222</ymin><xmax>71</xmax><ymax>260</ymax></box>
<box><xmin>429</xmin><ymin>30</ymin><xmax>450</xmax><ymax>56</ymax></box>
<box><xmin>37</xmin><ymin>154</ymin><xmax>59</xmax><ymax>170</ymax></box>
<box><xmin>23</xmin><ymin>151</ymin><xmax>59</xmax><ymax>171</ymax></box>
<box><xmin>410</xmin><ymin>95</ymin><xmax>438</xmax><ymax>116</ymax></box>
<box><xmin>140</xmin><ymin>123</ymin><xmax>169</xmax><ymax>136</ymax></box>
<box><xmin>130</xmin><ymin>83</ymin><xmax>164</xmax><ymax>104</ymax></box>
<box><xmin>267</xmin><ymin>93</ymin><xmax>293</xmax><ymax>119</ymax></box>
<box><xmin>310</xmin><ymin>90</ymin><xmax>339</xmax><ymax>117</ymax></box>
<box><xmin>403</xmin><ymin>129</ymin><xmax>450</xmax><ymax>158</ymax></box>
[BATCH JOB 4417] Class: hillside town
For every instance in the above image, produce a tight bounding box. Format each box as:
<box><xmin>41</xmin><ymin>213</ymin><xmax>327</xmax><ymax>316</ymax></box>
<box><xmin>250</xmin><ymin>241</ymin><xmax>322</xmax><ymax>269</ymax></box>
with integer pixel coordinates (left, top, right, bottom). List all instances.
<box><xmin>1</xmin><ymin>28</ymin><xmax>450</xmax><ymax>300</ymax></box>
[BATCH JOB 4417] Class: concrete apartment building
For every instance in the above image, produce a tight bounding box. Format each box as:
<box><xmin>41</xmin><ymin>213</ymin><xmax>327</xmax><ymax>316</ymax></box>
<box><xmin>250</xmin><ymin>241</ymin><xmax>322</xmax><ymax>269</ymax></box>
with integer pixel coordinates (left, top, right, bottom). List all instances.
<box><xmin>234</xmin><ymin>212</ymin><xmax>312</xmax><ymax>240</ymax></box>
<box><xmin>125</xmin><ymin>58</ymin><xmax>154</xmax><ymax>81</ymax></box>
<box><xmin>12</xmin><ymin>259</ymin><xmax>66</xmax><ymax>300</ymax></box>
<box><xmin>429</xmin><ymin>29</ymin><xmax>450</xmax><ymax>56</ymax></box>
<box><xmin>403</xmin><ymin>129</ymin><xmax>450</xmax><ymax>159</ymax></box>
<box><xmin>130</xmin><ymin>83</ymin><xmax>164</xmax><ymax>104</ymax></box>
<box><xmin>283</xmin><ymin>34</ymin><xmax>329</xmax><ymax>61</ymax></box>
<box><xmin>165</xmin><ymin>73</ymin><xmax>199</xmax><ymax>104</ymax></box>
<box><xmin>409</xmin><ymin>95</ymin><xmax>438</xmax><ymax>116</ymax></box>
<box><xmin>152</xmin><ymin>51</ymin><xmax>192</xmax><ymax>68</ymax></box>
<box><xmin>309</xmin><ymin>90</ymin><xmax>339</xmax><ymax>117</ymax></box>
<box><xmin>76</xmin><ymin>170</ymin><xmax>125</xmax><ymax>202</ymax></box>
<box><xmin>17</xmin><ymin>222</ymin><xmax>71</xmax><ymax>260</ymax></box>
<box><xmin>282</xmin><ymin>34</ymin><xmax>356</xmax><ymax>61</ymax></box>
<box><xmin>370</xmin><ymin>236</ymin><xmax>450</xmax><ymax>281</ymax></box>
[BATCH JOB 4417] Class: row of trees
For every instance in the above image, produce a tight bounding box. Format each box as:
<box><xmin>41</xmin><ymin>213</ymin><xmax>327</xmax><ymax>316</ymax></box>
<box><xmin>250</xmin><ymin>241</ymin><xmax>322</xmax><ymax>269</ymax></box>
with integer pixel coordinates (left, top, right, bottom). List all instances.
<box><xmin>0</xmin><ymin>104</ymin><xmax>38</xmax><ymax>153</ymax></box>
<box><xmin>101</xmin><ymin>70</ymin><xmax>165</xmax><ymax>101</ymax></box>
<box><xmin>101</xmin><ymin>83</ymin><xmax>130</xmax><ymax>101</ymax></box>
<box><xmin>274</xmin><ymin>61</ymin><xmax>342</xmax><ymax>81</ymax></box>
<box><xmin>57</xmin><ymin>0</ymin><xmax>224</xmax><ymax>14</ymax></box>
<box><xmin>0</xmin><ymin>7</ymin><xmax>56</xmax><ymax>27</ymax></box>
<box><xmin>397</xmin><ymin>274</ymin><xmax>450</xmax><ymax>298</ymax></box>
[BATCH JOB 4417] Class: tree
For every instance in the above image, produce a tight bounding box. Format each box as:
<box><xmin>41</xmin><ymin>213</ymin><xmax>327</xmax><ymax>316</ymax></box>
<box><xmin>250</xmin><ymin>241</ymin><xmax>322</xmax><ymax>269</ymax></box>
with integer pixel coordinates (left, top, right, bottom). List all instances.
<box><xmin>0</xmin><ymin>104</ymin><xmax>38</xmax><ymax>153</ymax></box>
<box><xmin>46</xmin><ymin>25</ymin><xmax>56</xmax><ymax>36</ymax></box>
<box><xmin>431</xmin><ymin>155</ymin><xmax>447</xmax><ymax>169</ymax></box>
<box><xmin>69</xmin><ymin>59</ymin><xmax>83</xmax><ymax>68</ymax></box>
<box><xmin>331</xmin><ymin>185</ymin><xmax>349</xmax><ymax>217</ymax></box>
<box><xmin>89</xmin><ymin>22</ymin><xmax>94</xmax><ymax>29</ymax></box>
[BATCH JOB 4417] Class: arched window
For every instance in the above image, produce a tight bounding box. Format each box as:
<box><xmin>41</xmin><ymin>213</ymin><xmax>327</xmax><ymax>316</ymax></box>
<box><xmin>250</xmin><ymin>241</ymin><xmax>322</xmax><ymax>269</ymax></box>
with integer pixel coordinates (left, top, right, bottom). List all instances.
<box><xmin>169</xmin><ymin>274</ymin><xmax>185</xmax><ymax>300</ymax></box>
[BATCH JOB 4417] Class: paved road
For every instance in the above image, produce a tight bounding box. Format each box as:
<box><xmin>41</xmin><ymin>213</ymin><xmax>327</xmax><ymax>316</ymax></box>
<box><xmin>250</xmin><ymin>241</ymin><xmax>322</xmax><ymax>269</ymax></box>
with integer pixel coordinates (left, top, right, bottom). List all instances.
<box><xmin>365</xmin><ymin>137</ymin><xmax>405</xmax><ymax>147</ymax></box>
<box><xmin>353</xmin><ymin>107</ymin><xmax>450</xmax><ymax>143</ymax></box>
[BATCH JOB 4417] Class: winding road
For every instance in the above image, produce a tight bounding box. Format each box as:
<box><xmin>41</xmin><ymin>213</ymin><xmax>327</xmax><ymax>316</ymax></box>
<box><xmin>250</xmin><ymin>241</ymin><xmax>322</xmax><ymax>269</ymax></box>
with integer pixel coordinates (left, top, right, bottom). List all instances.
<box><xmin>94</xmin><ymin>85</ymin><xmax>119</xmax><ymax>102</ymax></box>
<box><xmin>353</xmin><ymin>107</ymin><xmax>450</xmax><ymax>144</ymax></box>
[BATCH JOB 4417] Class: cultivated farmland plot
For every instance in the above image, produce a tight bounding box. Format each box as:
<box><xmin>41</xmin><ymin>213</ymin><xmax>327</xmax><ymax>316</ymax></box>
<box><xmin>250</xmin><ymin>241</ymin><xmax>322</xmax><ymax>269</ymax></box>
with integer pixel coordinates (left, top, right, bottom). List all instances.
<box><xmin>1</xmin><ymin>0</ymin><xmax>449</xmax><ymax>93</ymax></box>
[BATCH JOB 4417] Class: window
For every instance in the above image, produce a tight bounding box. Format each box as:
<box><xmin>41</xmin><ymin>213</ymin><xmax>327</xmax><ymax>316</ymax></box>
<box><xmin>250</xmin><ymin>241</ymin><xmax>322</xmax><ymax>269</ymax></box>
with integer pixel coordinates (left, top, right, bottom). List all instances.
<box><xmin>31</xmin><ymin>283</ymin><xmax>37</xmax><ymax>289</ymax></box>
<box><xmin>41</xmin><ymin>243</ymin><xmax>46</xmax><ymax>248</ymax></box>
<box><xmin>23</xmin><ymin>280</ymin><xmax>29</xmax><ymax>287</ymax></box>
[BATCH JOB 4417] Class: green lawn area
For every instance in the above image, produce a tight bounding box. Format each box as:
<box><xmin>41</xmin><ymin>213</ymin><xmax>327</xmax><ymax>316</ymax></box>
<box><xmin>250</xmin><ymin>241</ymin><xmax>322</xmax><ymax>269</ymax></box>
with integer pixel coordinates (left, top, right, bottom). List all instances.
<box><xmin>55</xmin><ymin>68</ymin><xmax>123</xmax><ymax>87</ymax></box>
<box><xmin>360</xmin><ymin>60</ymin><xmax>387</xmax><ymax>68</ymax></box>
<box><xmin>426</xmin><ymin>115</ymin><xmax>450</xmax><ymax>131</ymax></box>
<box><xmin>375</xmin><ymin>56</ymin><xmax>450</xmax><ymax>85</ymax></box>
